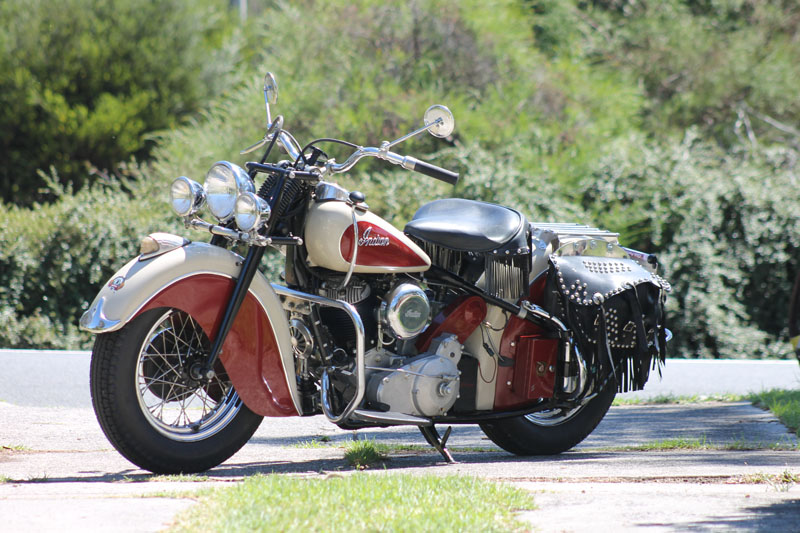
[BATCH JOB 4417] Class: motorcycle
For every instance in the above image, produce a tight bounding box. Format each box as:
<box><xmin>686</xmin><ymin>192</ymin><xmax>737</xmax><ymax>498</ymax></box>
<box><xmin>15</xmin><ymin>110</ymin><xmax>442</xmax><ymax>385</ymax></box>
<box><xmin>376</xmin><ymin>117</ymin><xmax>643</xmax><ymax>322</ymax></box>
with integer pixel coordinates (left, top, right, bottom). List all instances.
<box><xmin>80</xmin><ymin>72</ymin><xmax>670</xmax><ymax>474</ymax></box>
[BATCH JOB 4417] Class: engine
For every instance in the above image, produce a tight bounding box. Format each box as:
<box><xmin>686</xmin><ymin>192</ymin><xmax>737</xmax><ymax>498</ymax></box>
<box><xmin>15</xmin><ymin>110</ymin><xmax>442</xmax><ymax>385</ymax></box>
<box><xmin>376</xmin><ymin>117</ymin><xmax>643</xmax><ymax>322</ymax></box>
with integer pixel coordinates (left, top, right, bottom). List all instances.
<box><xmin>364</xmin><ymin>334</ymin><xmax>462</xmax><ymax>417</ymax></box>
<box><xmin>378</xmin><ymin>282</ymin><xmax>430</xmax><ymax>339</ymax></box>
<box><xmin>287</xmin><ymin>272</ymin><xmax>474</xmax><ymax>418</ymax></box>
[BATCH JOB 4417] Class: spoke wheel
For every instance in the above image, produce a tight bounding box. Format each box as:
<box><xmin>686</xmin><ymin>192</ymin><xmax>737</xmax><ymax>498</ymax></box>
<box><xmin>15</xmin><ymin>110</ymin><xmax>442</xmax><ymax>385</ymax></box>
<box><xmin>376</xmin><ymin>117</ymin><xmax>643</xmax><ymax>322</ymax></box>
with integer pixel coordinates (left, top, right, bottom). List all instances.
<box><xmin>91</xmin><ymin>307</ymin><xmax>263</xmax><ymax>474</ymax></box>
<box><xmin>136</xmin><ymin>310</ymin><xmax>240</xmax><ymax>441</ymax></box>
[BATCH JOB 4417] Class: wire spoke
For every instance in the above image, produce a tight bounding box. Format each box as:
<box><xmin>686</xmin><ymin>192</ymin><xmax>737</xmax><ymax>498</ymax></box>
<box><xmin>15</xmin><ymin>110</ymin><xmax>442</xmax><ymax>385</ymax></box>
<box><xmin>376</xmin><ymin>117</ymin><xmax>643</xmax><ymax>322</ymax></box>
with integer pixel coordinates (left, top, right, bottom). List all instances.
<box><xmin>137</xmin><ymin>309</ymin><xmax>237</xmax><ymax>438</ymax></box>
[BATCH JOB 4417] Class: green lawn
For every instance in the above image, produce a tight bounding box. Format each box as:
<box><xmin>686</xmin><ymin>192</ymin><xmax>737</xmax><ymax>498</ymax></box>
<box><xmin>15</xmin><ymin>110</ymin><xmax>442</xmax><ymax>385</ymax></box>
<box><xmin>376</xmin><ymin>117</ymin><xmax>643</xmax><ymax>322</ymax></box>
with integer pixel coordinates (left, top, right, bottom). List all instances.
<box><xmin>169</xmin><ymin>474</ymin><xmax>535</xmax><ymax>533</ymax></box>
<box><xmin>748</xmin><ymin>389</ymin><xmax>800</xmax><ymax>437</ymax></box>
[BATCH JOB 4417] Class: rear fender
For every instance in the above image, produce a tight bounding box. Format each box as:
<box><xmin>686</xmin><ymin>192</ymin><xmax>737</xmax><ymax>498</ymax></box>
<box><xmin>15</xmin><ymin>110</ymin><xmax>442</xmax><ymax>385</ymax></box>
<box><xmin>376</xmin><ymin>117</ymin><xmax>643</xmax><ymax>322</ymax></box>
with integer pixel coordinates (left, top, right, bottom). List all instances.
<box><xmin>80</xmin><ymin>239</ymin><xmax>299</xmax><ymax>417</ymax></box>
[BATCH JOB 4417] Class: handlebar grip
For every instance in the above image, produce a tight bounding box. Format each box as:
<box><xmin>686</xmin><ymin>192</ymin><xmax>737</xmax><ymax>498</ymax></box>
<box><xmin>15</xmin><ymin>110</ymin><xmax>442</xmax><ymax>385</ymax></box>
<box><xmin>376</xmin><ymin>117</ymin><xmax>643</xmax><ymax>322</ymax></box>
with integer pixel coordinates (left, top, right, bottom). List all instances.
<box><xmin>412</xmin><ymin>159</ymin><xmax>459</xmax><ymax>185</ymax></box>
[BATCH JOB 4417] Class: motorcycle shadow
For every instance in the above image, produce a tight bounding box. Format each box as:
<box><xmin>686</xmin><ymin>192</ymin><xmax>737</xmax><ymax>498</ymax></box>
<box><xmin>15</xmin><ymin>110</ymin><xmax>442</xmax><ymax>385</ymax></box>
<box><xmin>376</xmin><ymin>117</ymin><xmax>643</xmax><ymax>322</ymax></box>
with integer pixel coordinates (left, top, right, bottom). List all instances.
<box><xmin>202</xmin><ymin>448</ymin><xmax>617</xmax><ymax>479</ymax></box>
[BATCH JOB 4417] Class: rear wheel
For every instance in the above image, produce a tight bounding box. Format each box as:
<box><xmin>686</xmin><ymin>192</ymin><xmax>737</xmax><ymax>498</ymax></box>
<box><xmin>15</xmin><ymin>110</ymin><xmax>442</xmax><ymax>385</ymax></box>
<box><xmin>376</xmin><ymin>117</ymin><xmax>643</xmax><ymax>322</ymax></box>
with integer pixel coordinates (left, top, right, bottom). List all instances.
<box><xmin>90</xmin><ymin>307</ymin><xmax>263</xmax><ymax>474</ymax></box>
<box><xmin>479</xmin><ymin>386</ymin><xmax>615</xmax><ymax>455</ymax></box>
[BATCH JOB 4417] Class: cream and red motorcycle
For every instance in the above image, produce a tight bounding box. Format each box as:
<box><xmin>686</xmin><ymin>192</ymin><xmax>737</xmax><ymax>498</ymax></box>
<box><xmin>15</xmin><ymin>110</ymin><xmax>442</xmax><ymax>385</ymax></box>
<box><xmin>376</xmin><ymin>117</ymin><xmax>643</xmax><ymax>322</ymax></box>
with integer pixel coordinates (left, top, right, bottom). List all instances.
<box><xmin>80</xmin><ymin>73</ymin><xmax>670</xmax><ymax>474</ymax></box>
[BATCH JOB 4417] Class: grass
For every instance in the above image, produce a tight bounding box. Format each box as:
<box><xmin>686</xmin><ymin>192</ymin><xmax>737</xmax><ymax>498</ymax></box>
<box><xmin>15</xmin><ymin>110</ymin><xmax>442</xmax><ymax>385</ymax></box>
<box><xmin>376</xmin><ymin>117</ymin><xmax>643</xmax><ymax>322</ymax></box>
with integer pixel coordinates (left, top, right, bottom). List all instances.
<box><xmin>613</xmin><ymin>393</ymin><xmax>746</xmax><ymax>406</ymax></box>
<box><xmin>734</xmin><ymin>470</ymin><xmax>800</xmax><ymax>492</ymax></box>
<box><xmin>594</xmin><ymin>436</ymin><xmax>796</xmax><ymax>452</ymax></box>
<box><xmin>293</xmin><ymin>436</ymin><xmax>333</xmax><ymax>448</ymax></box>
<box><xmin>1</xmin><ymin>444</ymin><xmax>30</xmax><ymax>452</ymax></box>
<box><xmin>168</xmin><ymin>473</ymin><xmax>535</xmax><ymax>533</ymax></box>
<box><xmin>738</xmin><ymin>470</ymin><xmax>800</xmax><ymax>491</ymax></box>
<box><xmin>747</xmin><ymin>389</ymin><xmax>800</xmax><ymax>437</ymax></box>
<box><xmin>295</xmin><ymin>436</ymin><xmax>496</xmax><ymax>458</ymax></box>
<box><xmin>343</xmin><ymin>440</ymin><xmax>386</xmax><ymax>469</ymax></box>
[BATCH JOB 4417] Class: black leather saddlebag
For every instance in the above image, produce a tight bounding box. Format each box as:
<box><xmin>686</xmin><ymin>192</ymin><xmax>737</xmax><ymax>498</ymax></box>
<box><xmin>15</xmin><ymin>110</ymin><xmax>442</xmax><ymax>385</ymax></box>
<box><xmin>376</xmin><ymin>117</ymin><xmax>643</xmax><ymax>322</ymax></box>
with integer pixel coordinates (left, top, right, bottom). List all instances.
<box><xmin>544</xmin><ymin>255</ymin><xmax>669</xmax><ymax>393</ymax></box>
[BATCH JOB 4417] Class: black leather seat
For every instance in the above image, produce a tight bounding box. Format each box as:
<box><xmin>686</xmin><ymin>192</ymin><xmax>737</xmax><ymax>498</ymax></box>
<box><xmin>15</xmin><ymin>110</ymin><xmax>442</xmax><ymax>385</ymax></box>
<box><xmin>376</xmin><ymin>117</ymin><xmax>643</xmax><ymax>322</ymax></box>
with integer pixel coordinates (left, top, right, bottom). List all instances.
<box><xmin>404</xmin><ymin>198</ymin><xmax>528</xmax><ymax>253</ymax></box>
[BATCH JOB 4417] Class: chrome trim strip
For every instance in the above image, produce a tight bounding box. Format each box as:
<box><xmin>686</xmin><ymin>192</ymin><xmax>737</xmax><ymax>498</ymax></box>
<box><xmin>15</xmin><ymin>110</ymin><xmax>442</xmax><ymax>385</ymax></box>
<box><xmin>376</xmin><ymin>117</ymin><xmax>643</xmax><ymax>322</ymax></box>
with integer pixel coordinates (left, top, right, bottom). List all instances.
<box><xmin>271</xmin><ymin>284</ymin><xmax>366</xmax><ymax>424</ymax></box>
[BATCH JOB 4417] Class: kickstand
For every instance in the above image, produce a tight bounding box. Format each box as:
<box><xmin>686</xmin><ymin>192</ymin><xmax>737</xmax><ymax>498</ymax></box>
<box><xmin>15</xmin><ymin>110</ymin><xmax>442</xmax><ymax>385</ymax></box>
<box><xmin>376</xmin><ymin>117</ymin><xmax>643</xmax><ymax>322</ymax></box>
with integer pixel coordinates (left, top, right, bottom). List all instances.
<box><xmin>419</xmin><ymin>425</ymin><xmax>456</xmax><ymax>464</ymax></box>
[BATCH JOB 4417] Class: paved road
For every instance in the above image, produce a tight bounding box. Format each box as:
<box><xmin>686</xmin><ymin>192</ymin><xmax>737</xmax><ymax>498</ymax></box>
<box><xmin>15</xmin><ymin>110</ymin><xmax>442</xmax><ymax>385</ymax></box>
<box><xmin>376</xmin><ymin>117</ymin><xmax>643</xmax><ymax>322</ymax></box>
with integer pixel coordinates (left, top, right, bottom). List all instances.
<box><xmin>1</xmin><ymin>351</ymin><xmax>799</xmax><ymax>532</ymax></box>
<box><xmin>2</xmin><ymin>350</ymin><xmax>800</xmax><ymax>408</ymax></box>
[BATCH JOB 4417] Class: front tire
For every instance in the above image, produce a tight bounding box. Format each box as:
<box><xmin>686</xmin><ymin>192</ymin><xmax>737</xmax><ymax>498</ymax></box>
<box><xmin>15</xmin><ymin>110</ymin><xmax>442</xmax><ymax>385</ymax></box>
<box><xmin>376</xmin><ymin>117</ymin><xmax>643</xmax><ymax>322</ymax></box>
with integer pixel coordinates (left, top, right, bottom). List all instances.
<box><xmin>90</xmin><ymin>308</ymin><xmax>263</xmax><ymax>474</ymax></box>
<box><xmin>479</xmin><ymin>386</ymin><xmax>615</xmax><ymax>455</ymax></box>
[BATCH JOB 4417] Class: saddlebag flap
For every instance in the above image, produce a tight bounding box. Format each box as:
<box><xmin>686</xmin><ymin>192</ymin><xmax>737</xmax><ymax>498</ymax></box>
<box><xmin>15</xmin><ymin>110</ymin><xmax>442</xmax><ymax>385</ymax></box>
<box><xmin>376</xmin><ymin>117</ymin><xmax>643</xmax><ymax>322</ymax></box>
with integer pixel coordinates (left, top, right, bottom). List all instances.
<box><xmin>544</xmin><ymin>255</ymin><xmax>669</xmax><ymax>393</ymax></box>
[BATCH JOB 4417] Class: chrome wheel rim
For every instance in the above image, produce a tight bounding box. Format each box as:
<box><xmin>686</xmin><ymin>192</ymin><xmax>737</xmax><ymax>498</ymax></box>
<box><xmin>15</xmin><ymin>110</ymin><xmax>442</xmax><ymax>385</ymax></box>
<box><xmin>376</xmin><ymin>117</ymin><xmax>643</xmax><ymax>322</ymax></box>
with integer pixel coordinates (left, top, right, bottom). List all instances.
<box><xmin>135</xmin><ymin>310</ymin><xmax>243</xmax><ymax>442</ymax></box>
<box><xmin>524</xmin><ymin>404</ymin><xmax>584</xmax><ymax>427</ymax></box>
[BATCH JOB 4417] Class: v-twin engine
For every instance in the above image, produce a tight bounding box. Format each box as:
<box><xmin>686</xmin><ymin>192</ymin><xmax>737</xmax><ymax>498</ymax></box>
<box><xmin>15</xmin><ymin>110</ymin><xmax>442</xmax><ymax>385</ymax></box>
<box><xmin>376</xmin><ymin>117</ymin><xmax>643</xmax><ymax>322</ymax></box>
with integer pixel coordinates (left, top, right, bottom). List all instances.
<box><xmin>364</xmin><ymin>335</ymin><xmax>462</xmax><ymax>417</ymax></box>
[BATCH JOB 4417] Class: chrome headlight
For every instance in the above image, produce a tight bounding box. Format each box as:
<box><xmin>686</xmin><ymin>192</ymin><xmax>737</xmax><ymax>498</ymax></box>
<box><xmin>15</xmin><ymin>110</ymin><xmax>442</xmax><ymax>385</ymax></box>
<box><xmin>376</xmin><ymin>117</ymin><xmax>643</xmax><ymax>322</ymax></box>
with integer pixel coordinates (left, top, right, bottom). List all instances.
<box><xmin>204</xmin><ymin>161</ymin><xmax>255</xmax><ymax>221</ymax></box>
<box><xmin>169</xmin><ymin>177</ymin><xmax>205</xmax><ymax>217</ymax></box>
<box><xmin>235</xmin><ymin>191</ymin><xmax>271</xmax><ymax>232</ymax></box>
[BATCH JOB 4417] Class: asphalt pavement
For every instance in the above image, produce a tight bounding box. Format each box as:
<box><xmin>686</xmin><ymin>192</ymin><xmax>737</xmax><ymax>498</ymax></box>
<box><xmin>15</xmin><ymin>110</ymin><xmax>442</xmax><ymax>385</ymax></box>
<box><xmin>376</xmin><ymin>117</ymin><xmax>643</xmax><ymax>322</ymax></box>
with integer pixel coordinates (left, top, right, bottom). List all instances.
<box><xmin>1</xmin><ymin>350</ymin><xmax>800</xmax><ymax>532</ymax></box>
<box><xmin>3</xmin><ymin>350</ymin><xmax>800</xmax><ymax>407</ymax></box>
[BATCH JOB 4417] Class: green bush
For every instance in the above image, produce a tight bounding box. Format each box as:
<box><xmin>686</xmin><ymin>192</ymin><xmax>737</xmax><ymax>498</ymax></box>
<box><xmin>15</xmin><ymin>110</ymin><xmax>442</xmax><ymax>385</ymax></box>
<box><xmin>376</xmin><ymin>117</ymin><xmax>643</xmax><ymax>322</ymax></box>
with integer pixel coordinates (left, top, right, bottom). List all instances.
<box><xmin>0</xmin><ymin>0</ymin><xmax>240</xmax><ymax>205</ymax></box>
<box><xmin>527</xmin><ymin>0</ymin><xmax>800</xmax><ymax>146</ymax></box>
<box><xmin>0</xmin><ymin>170</ymin><xmax>182</xmax><ymax>349</ymax></box>
<box><xmin>4</xmin><ymin>0</ymin><xmax>800</xmax><ymax>360</ymax></box>
<box><xmin>151</xmin><ymin>0</ymin><xmax>643</xmax><ymax>191</ymax></box>
<box><xmin>582</xmin><ymin>132</ymin><xmax>800</xmax><ymax>358</ymax></box>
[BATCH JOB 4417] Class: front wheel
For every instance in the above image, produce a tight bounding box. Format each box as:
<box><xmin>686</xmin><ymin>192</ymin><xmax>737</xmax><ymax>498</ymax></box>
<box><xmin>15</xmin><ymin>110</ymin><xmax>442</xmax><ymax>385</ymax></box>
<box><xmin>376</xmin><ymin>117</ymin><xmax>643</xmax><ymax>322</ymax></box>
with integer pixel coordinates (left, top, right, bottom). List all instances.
<box><xmin>479</xmin><ymin>386</ymin><xmax>615</xmax><ymax>455</ymax></box>
<box><xmin>90</xmin><ymin>307</ymin><xmax>263</xmax><ymax>474</ymax></box>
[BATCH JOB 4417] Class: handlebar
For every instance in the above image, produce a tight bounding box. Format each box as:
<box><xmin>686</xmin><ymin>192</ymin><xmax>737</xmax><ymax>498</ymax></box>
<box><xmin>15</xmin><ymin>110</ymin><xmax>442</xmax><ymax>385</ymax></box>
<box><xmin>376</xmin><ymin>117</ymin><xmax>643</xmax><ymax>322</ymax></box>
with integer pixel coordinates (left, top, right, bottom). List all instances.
<box><xmin>408</xmin><ymin>158</ymin><xmax>459</xmax><ymax>185</ymax></box>
<box><xmin>323</xmin><ymin>146</ymin><xmax>459</xmax><ymax>185</ymax></box>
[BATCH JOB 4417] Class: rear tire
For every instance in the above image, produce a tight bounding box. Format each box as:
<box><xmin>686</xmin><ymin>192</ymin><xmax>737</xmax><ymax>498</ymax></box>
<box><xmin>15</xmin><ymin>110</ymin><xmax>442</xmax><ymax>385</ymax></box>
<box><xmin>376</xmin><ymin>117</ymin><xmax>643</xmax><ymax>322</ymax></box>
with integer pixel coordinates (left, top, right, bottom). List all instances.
<box><xmin>480</xmin><ymin>387</ymin><xmax>615</xmax><ymax>455</ymax></box>
<box><xmin>90</xmin><ymin>307</ymin><xmax>263</xmax><ymax>474</ymax></box>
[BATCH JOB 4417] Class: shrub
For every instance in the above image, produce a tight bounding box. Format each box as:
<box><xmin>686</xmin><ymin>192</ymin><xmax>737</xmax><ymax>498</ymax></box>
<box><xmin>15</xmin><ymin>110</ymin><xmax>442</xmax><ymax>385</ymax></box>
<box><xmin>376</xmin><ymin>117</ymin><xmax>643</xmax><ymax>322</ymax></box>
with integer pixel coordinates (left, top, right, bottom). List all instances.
<box><xmin>0</xmin><ymin>0</ymin><xmax>240</xmax><ymax>205</ymax></box>
<box><xmin>582</xmin><ymin>132</ymin><xmax>800</xmax><ymax>358</ymax></box>
<box><xmin>0</xmin><ymin>169</ymin><xmax>181</xmax><ymax>349</ymax></box>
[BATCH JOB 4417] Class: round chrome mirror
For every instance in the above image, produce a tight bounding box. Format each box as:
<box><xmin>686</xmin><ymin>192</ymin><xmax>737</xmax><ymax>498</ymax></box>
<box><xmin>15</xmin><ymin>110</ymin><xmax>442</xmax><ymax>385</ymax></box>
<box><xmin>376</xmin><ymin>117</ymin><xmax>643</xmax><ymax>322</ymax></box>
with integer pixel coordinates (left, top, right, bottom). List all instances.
<box><xmin>424</xmin><ymin>105</ymin><xmax>455</xmax><ymax>138</ymax></box>
<box><xmin>263</xmin><ymin>72</ymin><xmax>278</xmax><ymax>105</ymax></box>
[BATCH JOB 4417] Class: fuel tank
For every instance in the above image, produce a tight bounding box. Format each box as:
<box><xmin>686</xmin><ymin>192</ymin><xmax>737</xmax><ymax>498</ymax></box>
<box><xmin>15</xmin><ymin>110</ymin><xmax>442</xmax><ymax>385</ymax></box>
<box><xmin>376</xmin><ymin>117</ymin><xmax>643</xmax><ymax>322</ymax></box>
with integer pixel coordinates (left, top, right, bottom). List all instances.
<box><xmin>305</xmin><ymin>200</ymin><xmax>430</xmax><ymax>273</ymax></box>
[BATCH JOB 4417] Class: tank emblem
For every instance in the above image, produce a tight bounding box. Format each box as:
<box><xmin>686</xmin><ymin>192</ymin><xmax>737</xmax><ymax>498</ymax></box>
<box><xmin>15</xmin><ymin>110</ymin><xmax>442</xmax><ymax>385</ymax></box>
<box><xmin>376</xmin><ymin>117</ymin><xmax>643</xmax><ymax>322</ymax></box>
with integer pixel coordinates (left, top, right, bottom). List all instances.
<box><xmin>108</xmin><ymin>276</ymin><xmax>126</xmax><ymax>291</ymax></box>
<box><xmin>358</xmin><ymin>226</ymin><xmax>390</xmax><ymax>247</ymax></box>
<box><xmin>339</xmin><ymin>220</ymin><xmax>430</xmax><ymax>268</ymax></box>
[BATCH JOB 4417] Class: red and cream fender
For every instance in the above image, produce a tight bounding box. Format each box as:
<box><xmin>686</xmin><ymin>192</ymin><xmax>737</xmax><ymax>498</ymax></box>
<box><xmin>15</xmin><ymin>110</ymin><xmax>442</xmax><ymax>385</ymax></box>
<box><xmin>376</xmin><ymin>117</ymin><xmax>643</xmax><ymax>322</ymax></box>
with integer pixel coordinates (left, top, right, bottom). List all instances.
<box><xmin>80</xmin><ymin>237</ymin><xmax>299</xmax><ymax>417</ymax></box>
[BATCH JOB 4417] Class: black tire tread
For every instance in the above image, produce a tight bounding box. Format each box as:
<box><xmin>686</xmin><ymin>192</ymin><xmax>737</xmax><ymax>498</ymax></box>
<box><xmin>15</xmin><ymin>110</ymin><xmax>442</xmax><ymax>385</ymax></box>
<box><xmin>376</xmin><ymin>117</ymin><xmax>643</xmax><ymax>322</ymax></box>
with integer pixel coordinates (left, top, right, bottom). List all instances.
<box><xmin>479</xmin><ymin>387</ymin><xmax>616</xmax><ymax>455</ymax></box>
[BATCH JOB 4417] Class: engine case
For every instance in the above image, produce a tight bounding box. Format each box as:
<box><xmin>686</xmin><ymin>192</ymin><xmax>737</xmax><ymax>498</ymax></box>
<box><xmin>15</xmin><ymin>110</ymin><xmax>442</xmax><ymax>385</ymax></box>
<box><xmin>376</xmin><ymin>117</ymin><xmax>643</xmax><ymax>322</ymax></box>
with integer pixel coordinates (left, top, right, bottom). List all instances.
<box><xmin>365</xmin><ymin>335</ymin><xmax>462</xmax><ymax>417</ymax></box>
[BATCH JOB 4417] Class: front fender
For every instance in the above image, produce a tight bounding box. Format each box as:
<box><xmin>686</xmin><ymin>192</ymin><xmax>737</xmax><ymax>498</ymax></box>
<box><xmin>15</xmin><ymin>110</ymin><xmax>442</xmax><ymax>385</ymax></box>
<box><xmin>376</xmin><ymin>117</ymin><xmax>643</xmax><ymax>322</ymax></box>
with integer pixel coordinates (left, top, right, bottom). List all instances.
<box><xmin>80</xmin><ymin>240</ymin><xmax>299</xmax><ymax>417</ymax></box>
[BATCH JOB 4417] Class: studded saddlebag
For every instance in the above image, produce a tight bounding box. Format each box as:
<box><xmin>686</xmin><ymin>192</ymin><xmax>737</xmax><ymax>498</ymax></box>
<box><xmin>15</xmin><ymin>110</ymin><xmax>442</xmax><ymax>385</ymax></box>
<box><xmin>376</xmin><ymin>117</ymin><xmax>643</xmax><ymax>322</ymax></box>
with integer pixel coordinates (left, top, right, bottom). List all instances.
<box><xmin>543</xmin><ymin>255</ymin><xmax>669</xmax><ymax>393</ymax></box>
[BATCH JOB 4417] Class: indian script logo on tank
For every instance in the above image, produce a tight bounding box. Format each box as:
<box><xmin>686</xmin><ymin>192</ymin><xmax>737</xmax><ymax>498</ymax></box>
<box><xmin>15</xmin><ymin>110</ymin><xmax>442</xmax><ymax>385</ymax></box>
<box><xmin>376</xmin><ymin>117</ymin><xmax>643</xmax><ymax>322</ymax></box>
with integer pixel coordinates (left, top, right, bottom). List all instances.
<box><xmin>358</xmin><ymin>226</ymin><xmax>390</xmax><ymax>247</ymax></box>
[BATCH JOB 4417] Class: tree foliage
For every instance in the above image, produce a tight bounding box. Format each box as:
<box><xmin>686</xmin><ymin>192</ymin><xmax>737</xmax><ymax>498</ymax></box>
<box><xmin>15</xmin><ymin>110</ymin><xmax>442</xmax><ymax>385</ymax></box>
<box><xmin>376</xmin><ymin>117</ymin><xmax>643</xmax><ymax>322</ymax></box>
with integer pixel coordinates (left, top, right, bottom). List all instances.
<box><xmin>528</xmin><ymin>0</ymin><xmax>800</xmax><ymax>147</ymax></box>
<box><xmin>0</xmin><ymin>0</ymin><xmax>239</xmax><ymax>204</ymax></box>
<box><xmin>2</xmin><ymin>0</ymin><xmax>800</xmax><ymax>358</ymax></box>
